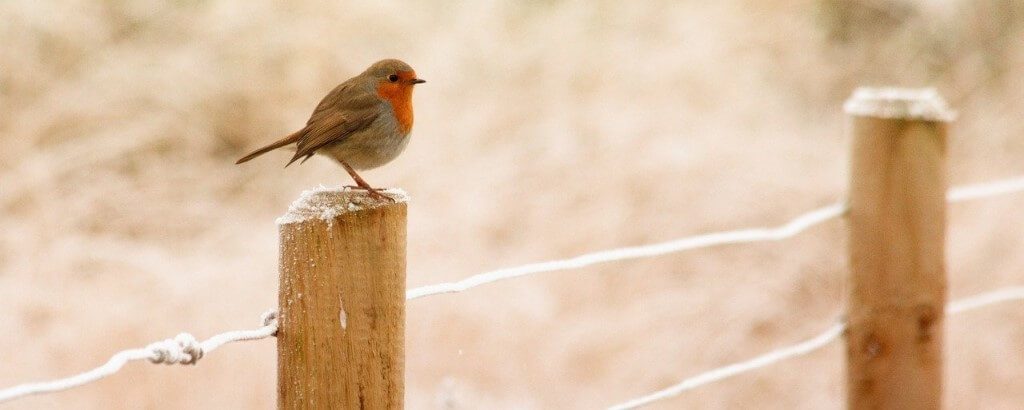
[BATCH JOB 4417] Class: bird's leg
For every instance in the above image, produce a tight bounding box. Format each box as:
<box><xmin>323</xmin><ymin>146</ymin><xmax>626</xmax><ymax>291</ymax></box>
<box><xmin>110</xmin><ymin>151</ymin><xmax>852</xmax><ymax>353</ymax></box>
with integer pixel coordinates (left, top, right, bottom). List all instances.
<box><xmin>340</xmin><ymin>161</ymin><xmax>394</xmax><ymax>203</ymax></box>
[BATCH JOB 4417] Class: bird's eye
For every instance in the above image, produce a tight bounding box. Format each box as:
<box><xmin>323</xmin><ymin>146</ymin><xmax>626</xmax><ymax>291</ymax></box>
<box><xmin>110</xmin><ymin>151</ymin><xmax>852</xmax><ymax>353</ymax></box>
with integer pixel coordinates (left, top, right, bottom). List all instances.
<box><xmin>388</xmin><ymin>74</ymin><xmax>399</xmax><ymax>83</ymax></box>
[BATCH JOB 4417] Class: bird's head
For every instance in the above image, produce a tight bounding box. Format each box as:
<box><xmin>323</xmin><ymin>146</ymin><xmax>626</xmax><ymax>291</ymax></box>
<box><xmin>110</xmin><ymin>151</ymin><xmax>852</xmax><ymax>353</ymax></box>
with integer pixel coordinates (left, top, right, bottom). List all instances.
<box><xmin>365</xmin><ymin>59</ymin><xmax>425</xmax><ymax>94</ymax></box>
<box><xmin>365</xmin><ymin>59</ymin><xmax>423</xmax><ymax>133</ymax></box>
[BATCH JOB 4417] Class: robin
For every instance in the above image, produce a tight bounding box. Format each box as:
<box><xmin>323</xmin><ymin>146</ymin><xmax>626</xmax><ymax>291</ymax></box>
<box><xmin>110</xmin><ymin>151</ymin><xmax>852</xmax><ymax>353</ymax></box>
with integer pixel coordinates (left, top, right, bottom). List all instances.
<box><xmin>236</xmin><ymin>59</ymin><xmax>425</xmax><ymax>202</ymax></box>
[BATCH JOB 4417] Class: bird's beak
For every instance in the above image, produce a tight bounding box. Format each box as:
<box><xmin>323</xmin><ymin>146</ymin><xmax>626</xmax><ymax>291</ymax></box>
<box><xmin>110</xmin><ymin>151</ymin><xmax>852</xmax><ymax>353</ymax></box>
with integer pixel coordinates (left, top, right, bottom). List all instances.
<box><xmin>411</xmin><ymin>78</ymin><xmax>426</xmax><ymax>84</ymax></box>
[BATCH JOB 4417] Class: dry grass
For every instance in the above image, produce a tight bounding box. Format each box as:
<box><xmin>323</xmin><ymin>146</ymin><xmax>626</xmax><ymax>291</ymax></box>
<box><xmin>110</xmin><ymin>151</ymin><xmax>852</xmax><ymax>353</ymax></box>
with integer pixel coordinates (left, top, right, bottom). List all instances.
<box><xmin>1</xmin><ymin>0</ymin><xmax>1023</xmax><ymax>408</ymax></box>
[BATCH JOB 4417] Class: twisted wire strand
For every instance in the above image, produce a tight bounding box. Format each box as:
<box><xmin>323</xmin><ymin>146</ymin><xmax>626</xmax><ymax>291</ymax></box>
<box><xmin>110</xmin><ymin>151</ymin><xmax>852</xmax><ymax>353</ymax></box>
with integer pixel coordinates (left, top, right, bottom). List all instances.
<box><xmin>606</xmin><ymin>288</ymin><xmax>1024</xmax><ymax>410</ymax></box>
<box><xmin>408</xmin><ymin>175</ymin><xmax>1024</xmax><ymax>301</ymax></box>
<box><xmin>0</xmin><ymin>310</ymin><xmax>278</xmax><ymax>403</ymax></box>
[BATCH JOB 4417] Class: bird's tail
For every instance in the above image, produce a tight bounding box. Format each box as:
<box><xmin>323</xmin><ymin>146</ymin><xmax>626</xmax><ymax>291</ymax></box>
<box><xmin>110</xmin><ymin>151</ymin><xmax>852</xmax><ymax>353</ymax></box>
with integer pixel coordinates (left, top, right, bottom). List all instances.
<box><xmin>235</xmin><ymin>129</ymin><xmax>303</xmax><ymax>164</ymax></box>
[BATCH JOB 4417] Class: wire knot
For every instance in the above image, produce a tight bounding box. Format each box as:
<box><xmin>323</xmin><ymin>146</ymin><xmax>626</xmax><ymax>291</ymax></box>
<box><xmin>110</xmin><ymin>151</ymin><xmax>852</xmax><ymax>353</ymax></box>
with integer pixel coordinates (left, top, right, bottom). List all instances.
<box><xmin>147</xmin><ymin>333</ymin><xmax>204</xmax><ymax>365</ymax></box>
<box><xmin>262</xmin><ymin>309</ymin><xmax>279</xmax><ymax>336</ymax></box>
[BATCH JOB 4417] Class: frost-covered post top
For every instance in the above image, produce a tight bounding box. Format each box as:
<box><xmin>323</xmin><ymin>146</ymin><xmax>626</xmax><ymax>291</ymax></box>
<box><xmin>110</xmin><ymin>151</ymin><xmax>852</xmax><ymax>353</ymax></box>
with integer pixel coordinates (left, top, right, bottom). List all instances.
<box><xmin>843</xmin><ymin>87</ymin><xmax>956</xmax><ymax>122</ymax></box>
<box><xmin>276</xmin><ymin>187</ymin><xmax>409</xmax><ymax>226</ymax></box>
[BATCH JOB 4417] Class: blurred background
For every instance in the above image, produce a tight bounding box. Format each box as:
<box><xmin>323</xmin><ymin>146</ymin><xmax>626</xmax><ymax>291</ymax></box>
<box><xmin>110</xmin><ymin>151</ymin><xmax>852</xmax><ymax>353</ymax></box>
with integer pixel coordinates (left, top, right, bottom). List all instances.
<box><xmin>2</xmin><ymin>0</ymin><xmax>1023</xmax><ymax>408</ymax></box>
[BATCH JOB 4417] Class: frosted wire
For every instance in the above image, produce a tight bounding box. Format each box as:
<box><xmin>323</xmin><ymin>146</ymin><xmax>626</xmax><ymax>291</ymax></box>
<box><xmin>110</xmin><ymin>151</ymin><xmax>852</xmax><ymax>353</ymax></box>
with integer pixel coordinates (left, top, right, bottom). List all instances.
<box><xmin>0</xmin><ymin>315</ymin><xmax>278</xmax><ymax>403</ymax></box>
<box><xmin>406</xmin><ymin>203</ymin><xmax>848</xmax><ymax>300</ymax></box>
<box><xmin>947</xmin><ymin>287</ymin><xmax>1024</xmax><ymax>314</ymax></box>
<box><xmin>608</xmin><ymin>323</ymin><xmax>846</xmax><ymax>410</ymax></box>
<box><xmin>407</xmin><ymin>174</ymin><xmax>1024</xmax><ymax>301</ymax></box>
<box><xmin>947</xmin><ymin>175</ymin><xmax>1024</xmax><ymax>203</ymax></box>
<box><xmin>608</xmin><ymin>287</ymin><xmax>1024</xmax><ymax>410</ymax></box>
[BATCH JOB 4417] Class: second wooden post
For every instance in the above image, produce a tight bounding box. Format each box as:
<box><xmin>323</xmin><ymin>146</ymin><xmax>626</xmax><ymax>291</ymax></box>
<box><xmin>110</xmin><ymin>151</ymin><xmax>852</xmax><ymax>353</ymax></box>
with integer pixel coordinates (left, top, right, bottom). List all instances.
<box><xmin>844</xmin><ymin>88</ymin><xmax>953</xmax><ymax>409</ymax></box>
<box><xmin>277</xmin><ymin>189</ymin><xmax>407</xmax><ymax>409</ymax></box>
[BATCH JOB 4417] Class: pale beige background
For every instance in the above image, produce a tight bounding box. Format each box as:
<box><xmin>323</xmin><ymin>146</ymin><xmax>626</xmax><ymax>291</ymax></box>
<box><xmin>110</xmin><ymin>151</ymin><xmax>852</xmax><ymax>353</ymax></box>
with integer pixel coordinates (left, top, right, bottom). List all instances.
<box><xmin>1</xmin><ymin>1</ymin><xmax>1023</xmax><ymax>409</ymax></box>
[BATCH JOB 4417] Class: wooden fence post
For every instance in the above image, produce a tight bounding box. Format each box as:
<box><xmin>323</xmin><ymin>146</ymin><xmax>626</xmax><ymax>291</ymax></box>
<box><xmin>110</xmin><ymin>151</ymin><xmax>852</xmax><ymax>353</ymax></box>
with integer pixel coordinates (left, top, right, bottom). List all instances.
<box><xmin>844</xmin><ymin>88</ymin><xmax>953</xmax><ymax>409</ymax></box>
<box><xmin>277</xmin><ymin>188</ymin><xmax>408</xmax><ymax>409</ymax></box>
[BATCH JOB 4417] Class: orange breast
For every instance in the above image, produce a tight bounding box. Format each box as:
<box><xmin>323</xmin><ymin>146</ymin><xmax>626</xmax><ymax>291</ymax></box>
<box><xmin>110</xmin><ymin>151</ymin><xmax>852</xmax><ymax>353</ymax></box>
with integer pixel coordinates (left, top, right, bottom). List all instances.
<box><xmin>376</xmin><ymin>80</ymin><xmax>415</xmax><ymax>134</ymax></box>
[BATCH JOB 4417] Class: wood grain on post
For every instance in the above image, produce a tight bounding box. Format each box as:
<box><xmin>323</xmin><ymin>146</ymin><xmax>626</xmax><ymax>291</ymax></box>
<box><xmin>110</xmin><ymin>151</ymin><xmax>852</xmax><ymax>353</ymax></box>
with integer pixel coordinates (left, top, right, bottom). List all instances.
<box><xmin>277</xmin><ymin>188</ymin><xmax>408</xmax><ymax>410</ymax></box>
<box><xmin>844</xmin><ymin>88</ymin><xmax>954</xmax><ymax>410</ymax></box>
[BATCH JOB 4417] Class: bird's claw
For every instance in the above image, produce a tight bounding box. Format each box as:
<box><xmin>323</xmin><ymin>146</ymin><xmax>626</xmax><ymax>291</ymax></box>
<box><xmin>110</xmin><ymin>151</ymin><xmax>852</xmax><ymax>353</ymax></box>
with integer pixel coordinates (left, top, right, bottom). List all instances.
<box><xmin>343</xmin><ymin>185</ymin><xmax>396</xmax><ymax>203</ymax></box>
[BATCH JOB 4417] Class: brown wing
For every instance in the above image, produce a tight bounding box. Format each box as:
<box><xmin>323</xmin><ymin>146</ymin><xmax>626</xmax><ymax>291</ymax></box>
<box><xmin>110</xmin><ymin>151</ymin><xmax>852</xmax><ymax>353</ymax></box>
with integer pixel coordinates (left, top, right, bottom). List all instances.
<box><xmin>285</xmin><ymin>81</ymin><xmax>381</xmax><ymax>166</ymax></box>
